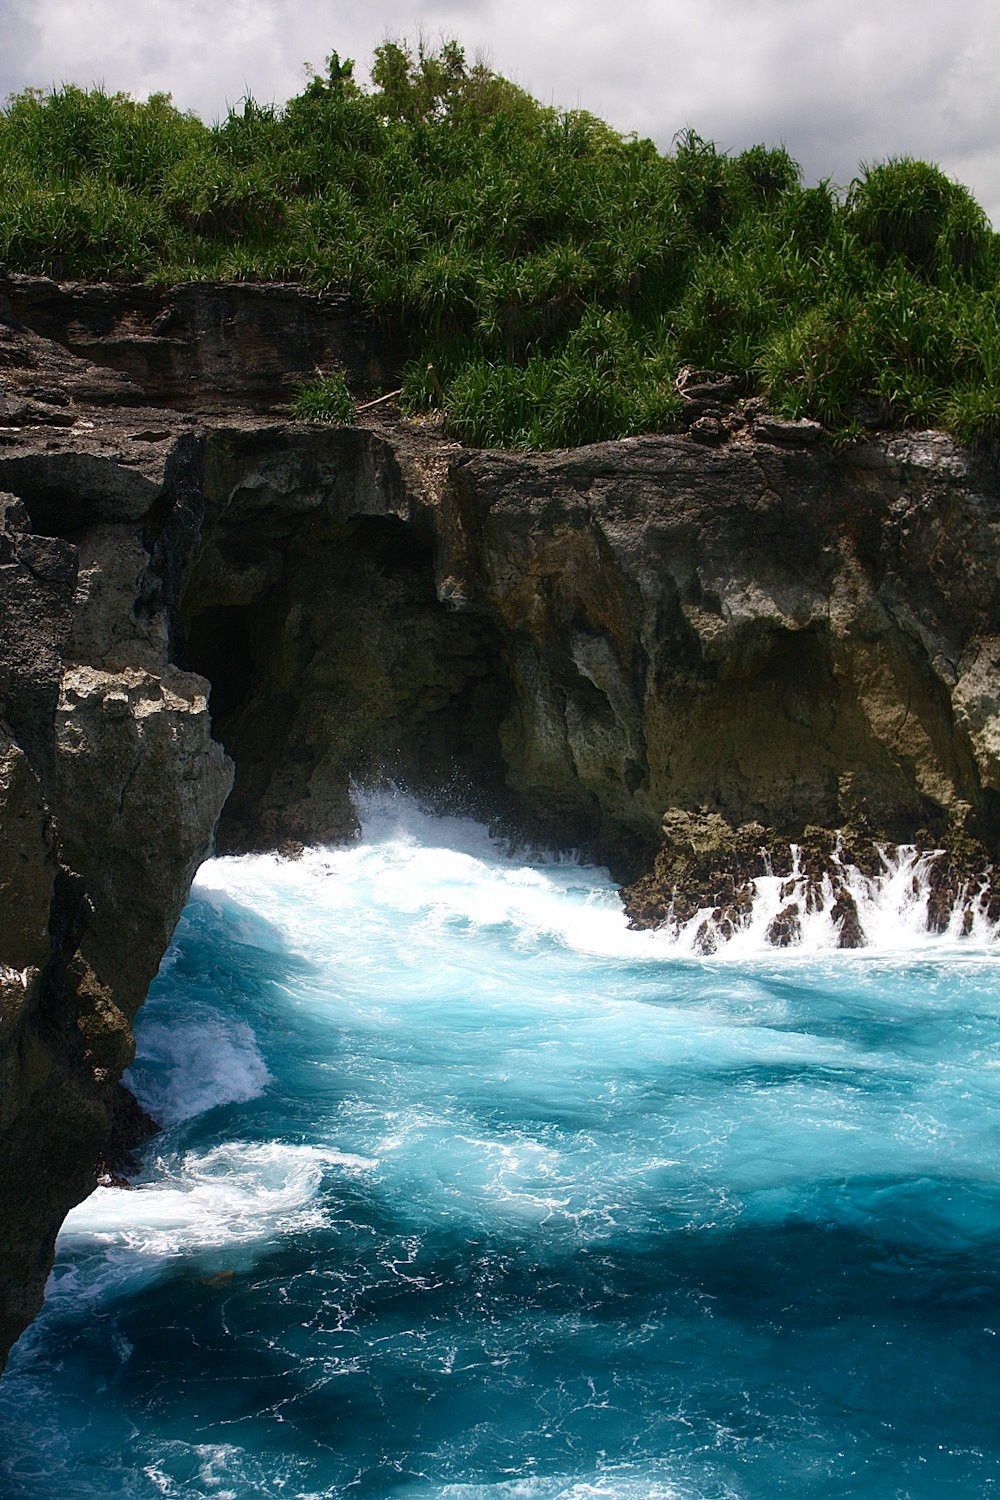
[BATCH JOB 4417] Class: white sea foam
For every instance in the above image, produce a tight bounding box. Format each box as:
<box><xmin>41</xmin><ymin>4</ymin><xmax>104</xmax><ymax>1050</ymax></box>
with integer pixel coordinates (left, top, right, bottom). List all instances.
<box><xmin>140</xmin><ymin>1441</ymin><xmax>318</xmax><ymax>1500</ymax></box>
<box><xmin>58</xmin><ymin>1140</ymin><xmax>375</xmax><ymax>1258</ymax></box>
<box><xmin>399</xmin><ymin>1474</ymin><xmax>711</xmax><ymax>1500</ymax></box>
<box><xmin>162</xmin><ymin>800</ymin><xmax>1000</xmax><ymax>1256</ymax></box>
<box><xmin>192</xmin><ymin>796</ymin><xmax>998</xmax><ymax>969</ymax></box>
<box><xmin>8</xmin><ymin>792</ymin><xmax>1000</xmax><ymax>1500</ymax></box>
<box><xmin>668</xmin><ymin>842</ymin><xmax>999</xmax><ymax>957</ymax></box>
<box><xmin>127</xmin><ymin>1007</ymin><xmax>271</xmax><ymax>1124</ymax></box>
<box><xmin>191</xmin><ymin>787</ymin><xmax>639</xmax><ymax>964</ymax></box>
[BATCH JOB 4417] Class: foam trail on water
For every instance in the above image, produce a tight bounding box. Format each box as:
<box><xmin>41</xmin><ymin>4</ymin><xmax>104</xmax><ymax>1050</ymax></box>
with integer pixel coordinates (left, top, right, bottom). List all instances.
<box><xmin>195</xmin><ymin>796</ymin><xmax>998</xmax><ymax>966</ymax></box>
<box><xmin>399</xmin><ymin>1475</ymin><xmax>701</xmax><ymax>1499</ymax></box>
<box><xmin>176</xmin><ymin>797</ymin><xmax>1000</xmax><ymax>1252</ymax></box>
<box><xmin>192</xmin><ymin>790</ymin><xmax>641</xmax><ymax>965</ymax></box>
<box><xmin>59</xmin><ymin>1141</ymin><xmax>375</xmax><ymax>1256</ymax></box>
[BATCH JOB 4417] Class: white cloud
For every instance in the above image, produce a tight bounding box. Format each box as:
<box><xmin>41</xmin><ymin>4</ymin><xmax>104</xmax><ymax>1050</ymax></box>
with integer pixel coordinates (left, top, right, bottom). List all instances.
<box><xmin>2</xmin><ymin>0</ymin><xmax>999</xmax><ymax>222</ymax></box>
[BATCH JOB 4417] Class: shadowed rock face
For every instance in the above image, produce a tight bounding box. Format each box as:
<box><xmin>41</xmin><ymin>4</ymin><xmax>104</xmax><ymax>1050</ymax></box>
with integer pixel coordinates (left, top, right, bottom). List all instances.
<box><xmin>450</xmin><ymin>432</ymin><xmax>1000</xmax><ymax>866</ymax></box>
<box><xmin>0</xmin><ymin>473</ymin><xmax>232</xmax><ymax>1372</ymax></box>
<box><xmin>179</xmin><ymin>427</ymin><xmax>514</xmax><ymax>853</ymax></box>
<box><xmin>1</xmin><ymin>277</ymin><xmax>1000</xmax><ymax>1371</ymax></box>
<box><xmin>175</xmin><ymin>419</ymin><xmax>1000</xmax><ymax>872</ymax></box>
<box><xmin>0</xmin><ymin>273</ymin><xmax>403</xmax><ymax>411</ymax></box>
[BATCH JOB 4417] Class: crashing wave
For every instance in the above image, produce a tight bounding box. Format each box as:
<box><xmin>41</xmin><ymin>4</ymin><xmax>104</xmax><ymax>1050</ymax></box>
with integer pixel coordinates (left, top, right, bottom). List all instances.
<box><xmin>624</xmin><ymin>814</ymin><xmax>1000</xmax><ymax>953</ymax></box>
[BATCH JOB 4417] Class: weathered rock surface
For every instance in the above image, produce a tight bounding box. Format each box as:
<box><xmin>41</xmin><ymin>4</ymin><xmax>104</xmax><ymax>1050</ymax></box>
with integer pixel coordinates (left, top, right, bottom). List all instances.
<box><xmin>0</xmin><ymin>346</ymin><xmax>234</xmax><ymax>1372</ymax></box>
<box><xmin>0</xmin><ymin>272</ymin><xmax>402</xmax><ymax>410</ymax></box>
<box><xmin>168</xmin><ymin>419</ymin><xmax>1000</xmax><ymax>875</ymax></box>
<box><xmin>447</xmin><ymin>431</ymin><xmax>1000</xmax><ymax>861</ymax></box>
<box><xmin>2</xmin><ymin>275</ymin><xmax>1000</xmax><ymax>1371</ymax></box>
<box><xmin>620</xmin><ymin>811</ymin><xmax>999</xmax><ymax>950</ymax></box>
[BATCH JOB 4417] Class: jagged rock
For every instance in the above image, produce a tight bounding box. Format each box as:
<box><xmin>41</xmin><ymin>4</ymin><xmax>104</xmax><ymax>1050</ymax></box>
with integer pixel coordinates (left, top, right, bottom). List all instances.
<box><xmin>55</xmin><ymin>664</ymin><xmax>232</xmax><ymax>1008</ymax></box>
<box><xmin>830</xmin><ymin>886</ymin><xmax>865</xmax><ymax>948</ymax></box>
<box><xmin>687</xmin><ymin>416</ymin><xmax>726</xmax><ymax>445</ymax></box>
<box><xmin>917</xmin><ymin>830</ymin><xmax>998</xmax><ymax>934</ymax></box>
<box><xmin>98</xmin><ymin>1081</ymin><xmax>160</xmax><ymax>1179</ymax></box>
<box><xmin>624</xmin><ymin>811</ymin><xmax>774</xmax><ymax>934</ymax></box>
<box><xmin>0</xmin><ymin>395</ymin><xmax>75</xmax><ymax>427</ymax></box>
<box><xmin>0</xmin><ymin>357</ymin><xmax>233</xmax><ymax>1370</ymax></box>
<box><xmin>766</xmin><ymin>903</ymin><xmax>802</xmax><ymax>947</ymax></box>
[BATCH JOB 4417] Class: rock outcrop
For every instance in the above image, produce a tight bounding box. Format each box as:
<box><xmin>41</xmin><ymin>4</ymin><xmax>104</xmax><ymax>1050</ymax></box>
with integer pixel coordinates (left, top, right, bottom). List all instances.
<box><xmin>0</xmin><ymin>307</ymin><xmax>234</xmax><ymax>1371</ymax></box>
<box><xmin>0</xmin><ymin>273</ymin><xmax>402</xmax><ymax>411</ymax></box>
<box><xmin>446</xmin><ymin>430</ymin><xmax>1000</xmax><ymax>857</ymax></box>
<box><xmin>1</xmin><ymin>273</ymin><xmax>1000</xmax><ymax>1370</ymax></box>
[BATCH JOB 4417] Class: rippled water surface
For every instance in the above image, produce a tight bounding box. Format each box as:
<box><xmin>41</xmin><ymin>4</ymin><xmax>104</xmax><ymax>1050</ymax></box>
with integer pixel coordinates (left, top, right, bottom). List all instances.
<box><xmin>3</xmin><ymin>796</ymin><xmax>1000</xmax><ymax>1498</ymax></box>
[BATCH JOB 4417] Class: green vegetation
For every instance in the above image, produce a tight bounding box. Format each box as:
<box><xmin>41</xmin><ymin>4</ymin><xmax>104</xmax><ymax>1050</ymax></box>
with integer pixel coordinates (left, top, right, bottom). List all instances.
<box><xmin>290</xmin><ymin>368</ymin><xmax>355</xmax><ymax>423</ymax></box>
<box><xmin>3</xmin><ymin>41</ymin><xmax>999</xmax><ymax>447</ymax></box>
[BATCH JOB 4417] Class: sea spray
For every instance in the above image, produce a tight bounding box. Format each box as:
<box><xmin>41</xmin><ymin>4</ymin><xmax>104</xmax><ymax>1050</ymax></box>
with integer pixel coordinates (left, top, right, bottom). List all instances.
<box><xmin>624</xmin><ymin>811</ymin><xmax>1000</xmax><ymax>954</ymax></box>
<box><xmin>670</xmin><ymin>840</ymin><xmax>1000</xmax><ymax>953</ymax></box>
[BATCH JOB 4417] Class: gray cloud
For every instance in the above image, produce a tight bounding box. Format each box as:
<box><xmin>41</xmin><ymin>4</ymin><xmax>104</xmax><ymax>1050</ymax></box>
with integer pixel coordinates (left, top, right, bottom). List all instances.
<box><xmin>3</xmin><ymin>0</ymin><xmax>1000</xmax><ymax>222</ymax></box>
<box><xmin>0</xmin><ymin>0</ymin><xmax>44</xmax><ymax>103</ymax></box>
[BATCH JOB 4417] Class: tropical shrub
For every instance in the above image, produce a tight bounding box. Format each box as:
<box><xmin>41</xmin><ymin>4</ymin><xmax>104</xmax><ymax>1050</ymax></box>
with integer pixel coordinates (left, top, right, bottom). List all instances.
<box><xmin>2</xmin><ymin>42</ymin><xmax>998</xmax><ymax>448</ymax></box>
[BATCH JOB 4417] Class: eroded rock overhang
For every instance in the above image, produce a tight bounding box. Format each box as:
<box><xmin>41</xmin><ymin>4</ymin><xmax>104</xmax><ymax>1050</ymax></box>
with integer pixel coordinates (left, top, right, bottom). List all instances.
<box><xmin>166</xmin><ymin>418</ymin><xmax>1000</xmax><ymax>873</ymax></box>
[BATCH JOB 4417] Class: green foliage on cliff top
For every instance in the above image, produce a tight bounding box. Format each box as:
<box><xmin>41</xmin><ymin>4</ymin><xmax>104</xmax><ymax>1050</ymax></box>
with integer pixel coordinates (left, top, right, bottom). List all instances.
<box><xmin>3</xmin><ymin>41</ymin><xmax>999</xmax><ymax>448</ymax></box>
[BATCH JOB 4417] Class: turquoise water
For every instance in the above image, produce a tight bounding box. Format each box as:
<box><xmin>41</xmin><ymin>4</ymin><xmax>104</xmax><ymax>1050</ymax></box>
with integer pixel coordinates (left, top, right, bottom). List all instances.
<box><xmin>2</xmin><ymin>795</ymin><xmax>1000</xmax><ymax>1498</ymax></box>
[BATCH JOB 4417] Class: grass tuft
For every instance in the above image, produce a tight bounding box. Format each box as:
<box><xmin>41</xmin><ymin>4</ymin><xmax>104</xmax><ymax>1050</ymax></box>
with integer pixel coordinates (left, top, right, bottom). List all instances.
<box><xmin>291</xmin><ymin>370</ymin><xmax>355</xmax><ymax>423</ymax></box>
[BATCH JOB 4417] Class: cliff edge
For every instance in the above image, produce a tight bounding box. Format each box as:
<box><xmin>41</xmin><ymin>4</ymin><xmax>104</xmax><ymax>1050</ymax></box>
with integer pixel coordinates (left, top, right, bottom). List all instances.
<box><xmin>2</xmin><ymin>274</ymin><xmax>1000</xmax><ymax>1370</ymax></box>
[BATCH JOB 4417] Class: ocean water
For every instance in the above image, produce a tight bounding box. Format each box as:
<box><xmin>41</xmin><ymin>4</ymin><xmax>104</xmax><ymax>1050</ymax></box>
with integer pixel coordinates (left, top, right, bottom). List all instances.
<box><xmin>2</xmin><ymin>793</ymin><xmax>1000</xmax><ymax>1499</ymax></box>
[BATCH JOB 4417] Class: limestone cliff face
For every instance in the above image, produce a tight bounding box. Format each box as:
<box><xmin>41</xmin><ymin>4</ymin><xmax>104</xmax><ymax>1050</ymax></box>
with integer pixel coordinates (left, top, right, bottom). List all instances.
<box><xmin>0</xmin><ymin>308</ymin><xmax>235</xmax><ymax>1370</ymax></box>
<box><xmin>1</xmin><ymin>275</ymin><xmax>1000</xmax><ymax>1371</ymax></box>
<box><xmin>452</xmin><ymin>436</ymin><xmax>1000</xmax><ymax>846</ymax></box>
<box><xmin>177</xmin><ymin>420</ymin><xmax>1000</xmax><ymax>869</ymax></box>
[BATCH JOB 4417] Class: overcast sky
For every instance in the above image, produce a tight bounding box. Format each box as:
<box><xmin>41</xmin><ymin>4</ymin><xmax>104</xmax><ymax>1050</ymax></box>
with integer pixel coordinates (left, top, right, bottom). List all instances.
<box><xmin>4</xmin><ymin>0</ymin><xmax>1000</xmax><ymax>224</ymax></box>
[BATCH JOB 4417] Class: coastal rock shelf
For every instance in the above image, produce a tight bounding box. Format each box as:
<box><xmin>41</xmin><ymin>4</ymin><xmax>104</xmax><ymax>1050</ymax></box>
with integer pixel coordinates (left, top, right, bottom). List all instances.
<box><xmin>1</xmin><ymin>275</ymin><xmax>1000</xmax><ymax>1371</ymax></box>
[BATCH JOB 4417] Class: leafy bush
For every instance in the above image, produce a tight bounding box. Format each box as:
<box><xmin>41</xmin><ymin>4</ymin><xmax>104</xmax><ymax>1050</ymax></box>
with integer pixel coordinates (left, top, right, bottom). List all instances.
<box><xmin>2</xmin><ymin>43</ymin><xmax>999</xmax><ymax>447</ymax></box>
<box><xmin>846</xmin><ymin>158</ymin><xmax>995</xmax><ymax>284</ymax></box>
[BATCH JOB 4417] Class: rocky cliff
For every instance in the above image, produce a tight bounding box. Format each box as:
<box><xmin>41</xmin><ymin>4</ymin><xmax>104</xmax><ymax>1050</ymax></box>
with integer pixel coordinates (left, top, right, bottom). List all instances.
<box><xmin>1</xmin><ymin>273</ymin><xmax>999</xmax><ymax>1370</ymax></box>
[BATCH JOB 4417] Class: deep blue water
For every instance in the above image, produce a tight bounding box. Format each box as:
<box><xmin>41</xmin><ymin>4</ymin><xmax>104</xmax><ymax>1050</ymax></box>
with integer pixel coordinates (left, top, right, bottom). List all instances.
<box><xmin>2</xmin><ymin>796</ymin><xmax>1000</xmax><ymax>1498</ymax></box>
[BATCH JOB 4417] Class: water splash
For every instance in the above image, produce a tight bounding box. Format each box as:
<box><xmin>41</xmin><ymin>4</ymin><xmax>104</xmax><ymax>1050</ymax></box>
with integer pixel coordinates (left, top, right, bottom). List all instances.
<box><xmin>655</xmin><ymin>839</ymin><xmax>999</xmax><ymax>955</ymax></box>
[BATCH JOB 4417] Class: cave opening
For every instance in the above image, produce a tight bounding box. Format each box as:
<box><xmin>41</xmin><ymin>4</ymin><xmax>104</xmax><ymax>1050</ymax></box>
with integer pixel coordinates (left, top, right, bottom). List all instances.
<box><xmin>182</xmin><ymin>604</ymin><xmax>255</xmax><ymax>722</ymax></box>
<box><xmin>181</xmin><ymin>512</ymin><xmax>515</xmax><ymax>852</ymax></box>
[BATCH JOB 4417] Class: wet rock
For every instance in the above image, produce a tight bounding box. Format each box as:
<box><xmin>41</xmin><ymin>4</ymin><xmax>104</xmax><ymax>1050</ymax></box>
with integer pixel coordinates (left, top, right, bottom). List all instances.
<box><xmin>831</xmin><ymin>886</ymin><xmax>865</xmax><ymax>948</ymax></box>
<box><xmin>98</xmin><ymin>1080</ymin><xmax>160</xmax><ymax>1178</ymax></box>
<box><xmin>95</xmin><ymin>1173</ymin><xmax>133</xmax><ymax>1189</ymax></box>
<box><xmin>693</xmin><ymin>920</ymin><xmax>718</xmax><ymax>955</ymax></box>
<box><xmin>766</xmin><ymin>902</ymin><xmax>802</xmax><ymax>947</ymax></box>
<box><xmin>918</xmin><ymin>829</ymin><xmax>998</xmax><ymax>934</ymax></box>
<box><xmin>624</xmin><ymin>810</ymin><xmax>773</xmax><ymax>936</ymax></box>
